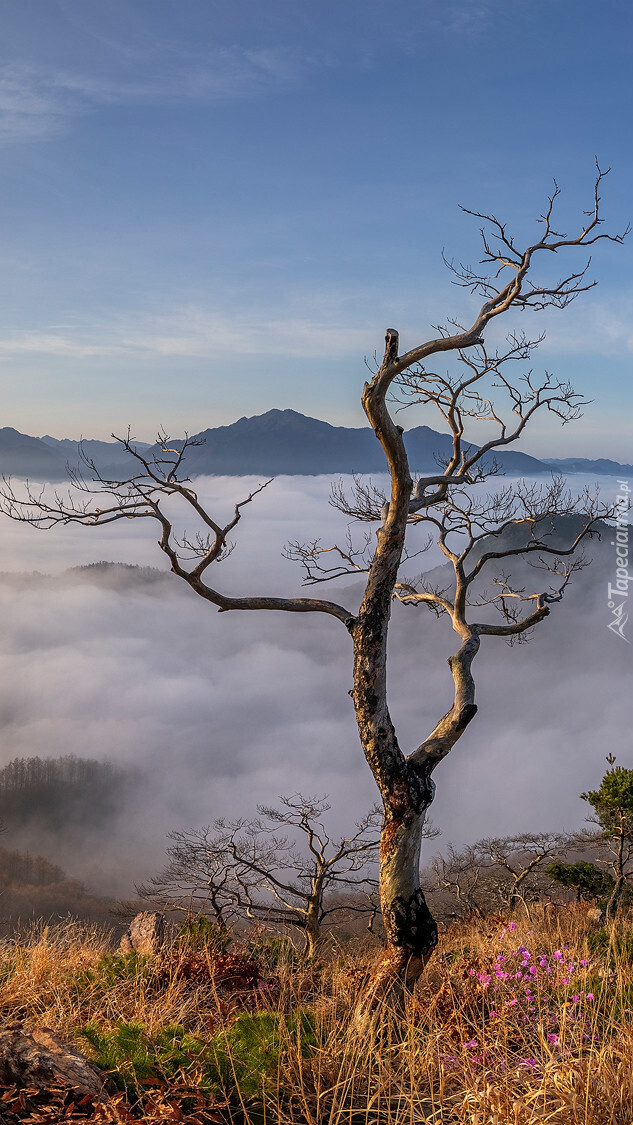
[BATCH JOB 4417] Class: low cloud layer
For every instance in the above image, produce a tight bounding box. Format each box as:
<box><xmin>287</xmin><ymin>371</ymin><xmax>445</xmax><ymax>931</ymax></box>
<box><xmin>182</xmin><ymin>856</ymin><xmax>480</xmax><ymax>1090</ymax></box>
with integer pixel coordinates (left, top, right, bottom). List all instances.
<box><xmin>0</xmin><ymin>473</ymin><xmax>630</xmax><ymax>896</ymax></box>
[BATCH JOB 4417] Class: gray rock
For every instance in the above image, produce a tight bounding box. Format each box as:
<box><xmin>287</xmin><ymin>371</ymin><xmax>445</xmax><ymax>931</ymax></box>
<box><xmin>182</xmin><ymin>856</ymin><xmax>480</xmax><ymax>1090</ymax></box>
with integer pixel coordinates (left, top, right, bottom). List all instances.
<box><xmin>119</xmin><ymin>910</ymin><xmax>166</xmax><ymax>955</ymax></box>
<box><xmin>0</xmin><ymin>1022</ymin><xmax>113</xmax><ymax>1099</ymax></box>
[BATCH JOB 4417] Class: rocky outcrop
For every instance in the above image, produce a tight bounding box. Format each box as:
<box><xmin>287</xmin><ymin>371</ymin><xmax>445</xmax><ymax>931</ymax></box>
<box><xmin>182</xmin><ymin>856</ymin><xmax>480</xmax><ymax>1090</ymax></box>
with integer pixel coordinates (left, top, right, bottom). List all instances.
<box><xmin>0</xmin><ymin>1022</ymin><xmax>113</xmax><ymax>1099</ymax></box>
<box><xmin>119</xmin><ymin>910</ymin><xmax>166</xmax><ymax>954</ymax></box>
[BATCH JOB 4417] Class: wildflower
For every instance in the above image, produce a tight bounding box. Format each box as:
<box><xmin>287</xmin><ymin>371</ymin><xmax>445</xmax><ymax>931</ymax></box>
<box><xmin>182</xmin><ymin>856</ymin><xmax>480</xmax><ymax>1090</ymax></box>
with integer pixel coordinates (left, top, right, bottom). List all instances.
<box><xmin>579</xmin><ymin>958</ymin><xmax>589</xmax><ymax>967</ymax></box>
<box><xmin>561</xmin><ymin>977</ymin><xmax>569</xmax><ymax>985</ymax></box>
<box><xmin>539</xmin><ymin>958</ymin><xmax>548</xmax><ymax>968</ymax></box>
<box><xmin>506</xmin><ymin>998</ymin><xmax>518</xmax><ymax>1006</ymax></box>
<box><xmin>553</xmin><ymin>950</ymin><xmax>564</xmax><ymax>961</ymax></box>
<box><xmin>586</xmin><ymin>993</ymin><xmax>594</xmax><ymax>1002</ymax></box>
<box><xmin>547</xmin><ymin>1033</ymin><xmax>559</xmax><ymax>1045</ymax></box>
<box><xmin>507</xmin><ymin>922</ymin><xmax>517</xmax><ymax>930</ymax></box>
<box><xmin>528</xmin><ymin>965</ymin><xmax>537</xmax><ymax>976</ymax></box>
<box><xmin>518</xmin><ymin>1058</ymin><xmax>538</xmax><ymax>1069</ymax></box>
<box><xmin>571</xmin><ymin>994</ymin><xmax>580</xmax><ymax>1003</ymax></box>
<box><xmin>462</xmin><ymin>1039</ymin><xmax>478</xmax><ymax>1049</ymax></box>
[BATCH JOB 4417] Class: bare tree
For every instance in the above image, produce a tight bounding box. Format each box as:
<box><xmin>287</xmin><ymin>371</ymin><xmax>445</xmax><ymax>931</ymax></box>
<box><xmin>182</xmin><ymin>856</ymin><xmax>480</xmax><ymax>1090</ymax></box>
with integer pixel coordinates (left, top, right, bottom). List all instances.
<box><xmin>428</xmin><ymin>832</ymin><xmax>573</xmax><ymax>922</ymax></box>
<box><xmin>428</xmin><ymin>842</ymin><xmax>490</xmax><ymax>921</ymax></box>
<box><xmin>138</xmin><ymin>828</ymin><xmax>242</xmax><ymax>934</ymax></box>
<box><xmin>0</xmin><ymin>165</ymin><xmax>626</xmax><ymax>1002</ymax></box>
<box><xmin>141</xmin><ymin>796</ymin><xmax>384</xmax><ymax>959</ymax></box>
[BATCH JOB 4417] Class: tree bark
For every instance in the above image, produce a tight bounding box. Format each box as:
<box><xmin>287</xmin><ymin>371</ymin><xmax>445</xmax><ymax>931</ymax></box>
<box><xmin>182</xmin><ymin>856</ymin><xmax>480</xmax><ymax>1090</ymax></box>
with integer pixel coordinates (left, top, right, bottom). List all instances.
<box><xmin>605</xmin><ymin>828</ymin><xmax>626</xmax><ymax>921</ymax></box>
<box><xmin>304</xmin><ymin>902</ymin><xmax>322</xmax><ymax>960</ymax></box>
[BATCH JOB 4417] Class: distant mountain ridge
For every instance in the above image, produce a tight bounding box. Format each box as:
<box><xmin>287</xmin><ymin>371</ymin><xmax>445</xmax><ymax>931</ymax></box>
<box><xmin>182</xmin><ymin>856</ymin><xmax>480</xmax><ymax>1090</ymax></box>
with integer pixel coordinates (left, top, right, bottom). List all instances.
<box><xmin>542</xmin><ymin>456</ymin><xmax>633</xmax><ymax>476</ymax></box>
<box><xmin>0</xmin><ymin>409</ymin><xmax>630</xmax><ymax>479</ymax></box>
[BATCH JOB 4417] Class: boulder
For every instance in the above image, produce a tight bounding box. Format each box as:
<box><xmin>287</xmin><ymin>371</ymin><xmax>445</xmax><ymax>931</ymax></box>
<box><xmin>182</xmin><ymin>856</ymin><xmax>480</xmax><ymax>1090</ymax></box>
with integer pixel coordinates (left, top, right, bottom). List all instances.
<box><xmin>119</xmin><ymin>910</ymin><xmax>166</xmax><ymax>954</ymax></box>
<box><xmin>0</xmin><ymin>1022</ymin><xmax>113</xmax><ymax>1099</ymax></box>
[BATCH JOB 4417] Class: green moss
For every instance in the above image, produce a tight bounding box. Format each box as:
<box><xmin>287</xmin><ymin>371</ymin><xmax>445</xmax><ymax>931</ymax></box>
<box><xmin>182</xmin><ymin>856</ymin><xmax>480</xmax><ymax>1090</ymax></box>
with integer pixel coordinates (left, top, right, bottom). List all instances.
<box><xmin>77</xmin><ymin>1020</ymin><xmax>220</xmax><ymax>1099</ymax></box>
<box><xmin>76</xmin><ymin>1009</ymin><xmax>317</xmax><ymax>1109</ymax></box>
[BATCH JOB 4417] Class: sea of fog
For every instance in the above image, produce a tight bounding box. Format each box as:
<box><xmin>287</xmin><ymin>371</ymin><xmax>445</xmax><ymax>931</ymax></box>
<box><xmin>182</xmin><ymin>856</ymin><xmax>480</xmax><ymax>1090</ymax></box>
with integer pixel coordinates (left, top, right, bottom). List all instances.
<box><xmin>0</xmin><ymin>472</ymin><xmax>630</xmax><ymax>895</ymax></box>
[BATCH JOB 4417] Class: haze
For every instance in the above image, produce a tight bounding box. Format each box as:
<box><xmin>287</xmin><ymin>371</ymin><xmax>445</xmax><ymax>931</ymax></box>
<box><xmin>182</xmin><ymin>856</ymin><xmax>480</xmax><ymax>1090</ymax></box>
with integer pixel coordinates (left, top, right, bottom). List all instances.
<box><xmin>0</xmin><ymin>472</ymin><xmax>630</xmax><ymax>895</ymax></box>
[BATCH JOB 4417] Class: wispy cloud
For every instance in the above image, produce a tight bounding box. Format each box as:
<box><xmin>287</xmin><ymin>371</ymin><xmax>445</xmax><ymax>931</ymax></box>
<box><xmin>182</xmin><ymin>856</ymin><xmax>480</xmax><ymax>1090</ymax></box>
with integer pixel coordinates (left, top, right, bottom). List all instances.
<box><xmin>517</xmin><ymin>294</ymin><xmax>633</xmax><ymax>357</ymax></box>
<box><xmin>0</xmin><ymin>330</ymin><xmax>127</xmax><ymax>358</ymax></box>
<box><xmin>0</xmin><ymin>65</ymin><xmax>76</xmax><ymax>140</ymax></box>
<box><xmin>2</xmin><ymin>280</ymin><xmax>631</xmax><ymax>367</ymax></box>
<box><xmin>0</xmin><ymin>46</ymin><xmax>311</xmax><ymax>141</ymax></box>
<box><xmin>0</xmin><ymin>297</ymin><xmax>380</xmax><ymax>361</ymax></box>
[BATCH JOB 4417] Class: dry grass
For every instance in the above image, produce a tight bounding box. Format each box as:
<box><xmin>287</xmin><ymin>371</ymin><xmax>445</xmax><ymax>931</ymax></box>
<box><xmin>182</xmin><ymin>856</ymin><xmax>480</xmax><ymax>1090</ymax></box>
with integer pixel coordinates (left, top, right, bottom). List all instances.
<box><xmin>0</xmin><ymin>908</ymin><xmax>632</xmax><ymax>1123</ymax></box>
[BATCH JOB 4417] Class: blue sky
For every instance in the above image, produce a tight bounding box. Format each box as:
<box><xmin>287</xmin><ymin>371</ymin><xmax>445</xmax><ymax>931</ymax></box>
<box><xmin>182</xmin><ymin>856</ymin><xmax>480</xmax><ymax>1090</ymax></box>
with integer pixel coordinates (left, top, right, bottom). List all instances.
<box><xmin>0</xmin><ymin>0</ymin><xmax>631</xmax><ymax>457</ymax></box>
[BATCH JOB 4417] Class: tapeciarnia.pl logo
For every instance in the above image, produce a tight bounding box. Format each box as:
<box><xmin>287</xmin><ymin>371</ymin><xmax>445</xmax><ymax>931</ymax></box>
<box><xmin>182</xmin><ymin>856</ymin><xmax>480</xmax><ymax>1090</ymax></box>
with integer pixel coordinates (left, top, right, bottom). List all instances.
<box><xmin>607</xmin><ymin>479</ymin><xmax>631</xmax><ymax>643</ymax></box>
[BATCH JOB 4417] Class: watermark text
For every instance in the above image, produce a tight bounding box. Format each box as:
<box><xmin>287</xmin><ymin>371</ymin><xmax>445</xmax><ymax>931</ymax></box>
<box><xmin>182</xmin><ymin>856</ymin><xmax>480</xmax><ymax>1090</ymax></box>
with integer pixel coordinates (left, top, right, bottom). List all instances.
<box><xmin>607</xmin><ymin>479</ymin><xmax>631</xmax><ymax>642</ymax></box>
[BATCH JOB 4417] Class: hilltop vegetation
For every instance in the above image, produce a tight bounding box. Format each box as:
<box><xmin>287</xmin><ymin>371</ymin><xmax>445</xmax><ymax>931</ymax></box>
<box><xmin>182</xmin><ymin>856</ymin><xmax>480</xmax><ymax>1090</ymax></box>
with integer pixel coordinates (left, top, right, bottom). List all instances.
<box><xmin>0</xmin><ymin>909</ymin><xmax>632</xmax><ymax>1123</ymax></box>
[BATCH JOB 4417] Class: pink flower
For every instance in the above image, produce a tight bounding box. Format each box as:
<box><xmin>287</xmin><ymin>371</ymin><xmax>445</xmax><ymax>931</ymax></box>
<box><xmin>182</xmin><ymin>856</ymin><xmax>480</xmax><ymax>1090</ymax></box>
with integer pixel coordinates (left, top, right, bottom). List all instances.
<box><xmin>547</xmin><ymin>1033</ymin><xmax>559</xmax><ymax>1045</ymax></box>
<box><xmin>586</xmin><ymin>993</ymin><xmax>594</xmax><ymax>1002</ymax></box>
<box><xmin>463</xmin><ymin>1039</ymin><xmax>478</xmax><ymax>1049</ymax></box>
<box><xmin>553</xmin><ymin>950</ymin><xmax>564</xmax><ymax>961</ymax></box>
<box><xmin>507</xmin><ymin>922</ymin><xmax>517</xmax><ymax>931</ymax></box>
<box><xmin>561</xmin><ymin>977</ymin><xmax>569</xmax><ymax>985</ymax></box>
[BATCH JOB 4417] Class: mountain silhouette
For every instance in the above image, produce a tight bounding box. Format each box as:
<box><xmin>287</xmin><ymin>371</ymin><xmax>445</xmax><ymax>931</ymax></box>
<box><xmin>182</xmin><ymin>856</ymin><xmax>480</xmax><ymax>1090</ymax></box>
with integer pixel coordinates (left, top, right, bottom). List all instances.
<box><xmin>1</xmin><ymin>410</ymin><xmax>629</xmax><ymax>480</ymax></box>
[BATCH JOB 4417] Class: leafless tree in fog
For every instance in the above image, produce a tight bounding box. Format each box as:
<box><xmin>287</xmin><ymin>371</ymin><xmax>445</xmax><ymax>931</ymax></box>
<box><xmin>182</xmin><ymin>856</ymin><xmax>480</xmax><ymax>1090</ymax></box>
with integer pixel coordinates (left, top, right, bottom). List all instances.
<box><xmin>140</xmin><ymin>795</ymin><xmax>384</xmax><ymax>959</ymax></box>
<box><xmin>428</xmin><ymin>832</ymin><xmax>576</xmax><ymax>922</ymax></box>
<box><xmin>0</xmin><ymin>164</ymin><xmax>626</xmax><ymax>1005</ymax></box>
